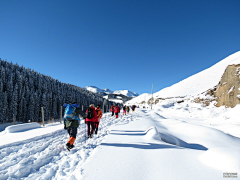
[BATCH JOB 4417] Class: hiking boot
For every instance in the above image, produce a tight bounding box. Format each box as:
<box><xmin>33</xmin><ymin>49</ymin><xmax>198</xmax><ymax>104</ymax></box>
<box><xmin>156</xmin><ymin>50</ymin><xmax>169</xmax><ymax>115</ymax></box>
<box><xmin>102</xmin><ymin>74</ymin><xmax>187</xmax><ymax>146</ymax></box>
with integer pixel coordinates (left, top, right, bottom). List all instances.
<box><xmin>69</xmin><ymin>144</ymin><xmax>74</xmax><ymax>149</ymax></box>
<box><xmin>66</xmin><ymin>143</ymin><xmax>71</xmax><ymax>148</ymax></box>
<box><xmin>88</xmin><ymin>134</ymin><xmax>92</xmax><ymax>138</ymax></box>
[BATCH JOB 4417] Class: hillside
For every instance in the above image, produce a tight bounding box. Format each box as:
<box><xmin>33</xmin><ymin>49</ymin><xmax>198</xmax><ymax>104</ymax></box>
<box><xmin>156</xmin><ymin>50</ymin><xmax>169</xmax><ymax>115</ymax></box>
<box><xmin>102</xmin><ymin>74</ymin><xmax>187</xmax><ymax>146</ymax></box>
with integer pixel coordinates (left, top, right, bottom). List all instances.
<box><xmin>127</xmin><ymin>51</ymin><xmax>240</xmax><ymax>106</ymax></box>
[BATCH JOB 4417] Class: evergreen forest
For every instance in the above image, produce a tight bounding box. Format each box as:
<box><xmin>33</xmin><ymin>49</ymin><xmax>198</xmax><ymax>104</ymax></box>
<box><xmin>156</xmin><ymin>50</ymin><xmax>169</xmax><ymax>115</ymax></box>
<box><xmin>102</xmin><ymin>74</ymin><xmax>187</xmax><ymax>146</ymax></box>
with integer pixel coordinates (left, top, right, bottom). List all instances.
<box><xmin>0</xmin><ymin>59</ymin><xmax>114</xmax><ymax>123</ymax></box>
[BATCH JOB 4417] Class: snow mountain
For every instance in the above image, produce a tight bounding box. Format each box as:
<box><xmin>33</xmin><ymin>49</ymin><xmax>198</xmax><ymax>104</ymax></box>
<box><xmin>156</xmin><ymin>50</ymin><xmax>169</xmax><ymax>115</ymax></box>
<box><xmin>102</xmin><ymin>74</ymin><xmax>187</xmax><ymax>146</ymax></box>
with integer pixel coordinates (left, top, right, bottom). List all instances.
<box><xmin>113</xmin><ymin>90</ymin><xmax>139</xmax><ymax>97</ymax></box>
<box><xmin>84</xmin><ymin>86</ymin><xmax>113</xmax><ymax>94</ymax></box>
<box><xmin>84</xmin><ymin>86</ymin><xmax>138</xmax><ymax>97</ymax></box>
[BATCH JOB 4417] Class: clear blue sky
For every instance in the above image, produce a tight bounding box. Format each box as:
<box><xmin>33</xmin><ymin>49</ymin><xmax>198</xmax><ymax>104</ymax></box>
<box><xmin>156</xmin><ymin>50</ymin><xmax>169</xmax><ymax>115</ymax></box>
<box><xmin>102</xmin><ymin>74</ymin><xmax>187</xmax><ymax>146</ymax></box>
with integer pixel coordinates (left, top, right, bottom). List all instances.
<box><xmin>1</xmin><ymin>0</ymin><xmax>240</xmax><ymax>95</ymax></box>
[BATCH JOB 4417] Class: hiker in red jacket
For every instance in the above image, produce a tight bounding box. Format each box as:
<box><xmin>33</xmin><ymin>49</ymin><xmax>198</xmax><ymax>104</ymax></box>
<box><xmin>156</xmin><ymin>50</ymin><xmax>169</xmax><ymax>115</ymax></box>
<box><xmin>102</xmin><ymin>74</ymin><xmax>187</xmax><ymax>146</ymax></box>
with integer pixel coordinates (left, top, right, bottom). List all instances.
<box><xmin>114</xmin><ymin>105</ymin><xmax>120</xmax><ymax>118</ymax></box>
<box><xmin>95</xmin><ymin>104</ymin><xmax>103</xmax><ymax>134</ymax></box>
<box><xmin>85</xmin><ymin>104</ymin><xmax>98</xmax><ymax>138</ymax></box>
<box><xmin>110</xmin><ymin>105</ymin><xmax>115</xmax><ymax>116</ymax></box>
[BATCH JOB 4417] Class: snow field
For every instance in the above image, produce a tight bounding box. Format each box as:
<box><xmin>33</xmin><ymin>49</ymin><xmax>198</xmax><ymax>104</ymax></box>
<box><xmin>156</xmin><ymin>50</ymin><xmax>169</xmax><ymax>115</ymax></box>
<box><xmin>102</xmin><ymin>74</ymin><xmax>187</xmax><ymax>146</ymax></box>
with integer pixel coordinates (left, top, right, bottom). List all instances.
<box><xmin>153</xmin><ymin>99</ymin><xmax>240</xmax><ymax>138</ymax></box>
<box><xmin>81</xmin><ymin>108</ymin><xmax>240</xmax><ymax>180</ymax></box>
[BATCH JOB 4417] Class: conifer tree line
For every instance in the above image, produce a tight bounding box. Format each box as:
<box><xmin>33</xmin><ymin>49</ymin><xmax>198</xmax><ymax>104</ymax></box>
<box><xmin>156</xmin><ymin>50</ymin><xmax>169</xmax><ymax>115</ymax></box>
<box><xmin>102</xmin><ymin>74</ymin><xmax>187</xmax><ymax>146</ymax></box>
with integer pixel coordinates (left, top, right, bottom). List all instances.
<box><xmin>0</xmin><ymin>58</ymin><xmax>114</xmax><ymax>123</ymax></box>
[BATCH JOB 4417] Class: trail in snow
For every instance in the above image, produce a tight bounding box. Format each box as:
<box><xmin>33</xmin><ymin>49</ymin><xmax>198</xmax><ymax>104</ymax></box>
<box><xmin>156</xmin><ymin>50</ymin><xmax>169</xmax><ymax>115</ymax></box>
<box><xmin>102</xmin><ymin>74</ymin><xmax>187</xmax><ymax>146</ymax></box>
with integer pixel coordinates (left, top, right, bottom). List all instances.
<box><xmin>0</xmin><ymin>113</ymin><xmax>136</xmax><ymax>180</ymax></box>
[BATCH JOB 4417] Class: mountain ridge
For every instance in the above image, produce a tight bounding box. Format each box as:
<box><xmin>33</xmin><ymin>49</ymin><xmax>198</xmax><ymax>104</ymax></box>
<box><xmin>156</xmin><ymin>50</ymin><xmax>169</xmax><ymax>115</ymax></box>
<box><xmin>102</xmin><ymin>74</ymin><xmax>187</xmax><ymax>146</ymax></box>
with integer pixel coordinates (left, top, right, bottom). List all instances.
<box><xmin>84</xmin><ymin>86</ymin><xmax>139</xmax><ymax>97</ymax></box>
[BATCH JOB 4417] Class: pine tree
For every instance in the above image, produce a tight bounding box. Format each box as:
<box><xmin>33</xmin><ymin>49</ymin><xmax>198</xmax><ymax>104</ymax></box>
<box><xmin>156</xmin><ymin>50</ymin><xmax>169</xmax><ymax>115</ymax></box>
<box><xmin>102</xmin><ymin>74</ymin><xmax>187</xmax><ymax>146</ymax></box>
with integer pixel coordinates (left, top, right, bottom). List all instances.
<box><xmin>2</xmin><ymin>92</ymin><xmax>8</xmax><ymax>123</ymax></box>
<box><xmin>41</xmin><ymin>93</ymin><xmax>48</xmax><ymax>122</ymax></box>
<box><xmin>28</xmin><ymin>93</ymin><xmax>35</xmax><ymax>121</ymax></box>
<box><xmin>11</xmin><ymin>83</ymin><xmax>18</xmax><ymax>118</ymax></box>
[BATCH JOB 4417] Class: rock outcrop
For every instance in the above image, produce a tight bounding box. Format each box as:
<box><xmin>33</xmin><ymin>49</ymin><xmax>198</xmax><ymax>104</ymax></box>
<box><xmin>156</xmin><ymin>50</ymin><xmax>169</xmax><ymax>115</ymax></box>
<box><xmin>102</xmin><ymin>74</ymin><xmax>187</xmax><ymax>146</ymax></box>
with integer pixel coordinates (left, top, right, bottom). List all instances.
<box><xmin>214</xmin><ymin>64</ymin><xmax>240</xmax><ymax>108</ymax></box>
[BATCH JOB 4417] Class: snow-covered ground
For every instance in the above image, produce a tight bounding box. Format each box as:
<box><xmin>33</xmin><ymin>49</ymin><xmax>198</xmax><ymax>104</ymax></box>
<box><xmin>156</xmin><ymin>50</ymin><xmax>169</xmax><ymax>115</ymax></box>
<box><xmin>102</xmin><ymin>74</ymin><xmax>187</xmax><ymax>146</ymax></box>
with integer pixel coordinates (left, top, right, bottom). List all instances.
<box><xmin>0</xmin><ymin>100</ymin><xmax>239</xmax><ymax>180</ymax></box>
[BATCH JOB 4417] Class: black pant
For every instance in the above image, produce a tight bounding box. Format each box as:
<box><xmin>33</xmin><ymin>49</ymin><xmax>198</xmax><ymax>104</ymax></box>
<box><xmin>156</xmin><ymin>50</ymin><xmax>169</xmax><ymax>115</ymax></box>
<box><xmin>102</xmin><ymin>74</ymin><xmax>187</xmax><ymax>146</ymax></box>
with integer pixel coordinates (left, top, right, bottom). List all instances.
<box><xmin>67</xmin><ymin>127</ymin><xmax>77</xmax><ymax>138</ymax></box>
<box><xmin>112</xmin><ymin>111</ymin><xmax>114</xmax><ymax>116</ymax></box>
<box><xmin>86</xmin><ymin>121</ymin><xmax>95</xmax><ymax>136</ymax></box>
<box><xmin>94</xmin><ymin>122</ymin><xmax>99</xmax><ymax>134</ymax></box>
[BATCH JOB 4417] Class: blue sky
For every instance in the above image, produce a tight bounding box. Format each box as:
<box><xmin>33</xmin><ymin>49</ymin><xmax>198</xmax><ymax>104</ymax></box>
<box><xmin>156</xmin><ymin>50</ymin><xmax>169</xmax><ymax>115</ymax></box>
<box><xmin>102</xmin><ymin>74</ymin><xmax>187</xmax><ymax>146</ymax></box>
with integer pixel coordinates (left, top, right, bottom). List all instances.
<box><xmin>1</xmin><ymin>0</ymin><xmax>240</xmax><ymax>95</ymax></box>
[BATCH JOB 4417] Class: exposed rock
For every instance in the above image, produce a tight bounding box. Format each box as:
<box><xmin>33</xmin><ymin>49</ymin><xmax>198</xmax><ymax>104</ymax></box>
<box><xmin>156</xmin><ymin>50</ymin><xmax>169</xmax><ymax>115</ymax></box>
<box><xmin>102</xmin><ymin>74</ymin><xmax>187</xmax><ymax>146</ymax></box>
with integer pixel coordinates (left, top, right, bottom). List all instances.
<box><xmin>147</xmin><ymin>97</ymin><xmax>154</xmax><ymax>105</ymax></box>
<box><xmin>140</xmin><ymin>101</ymin><xmax>146</xmax><ymax>104</ymax></box>
<box><xmin>192</xmin><ymin>97</ymin><xmax>215</xmax><ymax>106</ymax></box>
<box><xmin>176</xmin><ymin>100</ymin><xmax>184</xmax><ymax>104</ymax></box>
<box><xmin>213</xmin><ymin>64</ymin><xmax>240</xmax><ymax>108</ymax></box>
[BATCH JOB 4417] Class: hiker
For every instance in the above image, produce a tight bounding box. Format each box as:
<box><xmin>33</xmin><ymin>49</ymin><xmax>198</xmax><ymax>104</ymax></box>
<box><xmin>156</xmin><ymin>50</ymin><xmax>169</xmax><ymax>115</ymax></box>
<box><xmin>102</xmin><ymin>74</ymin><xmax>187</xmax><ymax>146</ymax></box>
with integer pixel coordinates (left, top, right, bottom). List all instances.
<box><xmin>63</xmin><ymin>102</ymin><xmax>80</xmax><ymax>150</ymax></box>
<box><xmin>114</xmin><ymin>104</ymin><xmax>120</xmax><ymax>118</ymax></box>
<box><xmin>110</xmin><ymin>105</ymin><xmax>115</xmax><ymax>116</ymax></box>
<box><xmin>127</xmin><ymin>106</ymin><xmax>130</xmax><ymax>114</ymax></box>
<box><xmin>95</xmin><ymin>104</ymin><xmax>103</xmax><ymax>134</ymax></box>
<box><xmin>132</xmin><ymin>105</ymin><xmax>136</xmax><ymax>112</ymax></box>
<box><xmin>123</xmin><ymin>105</ymin><xmax>127</xmax><ymax>115</ymax></box>
<box><xmin>85</xmin><ymin>104</ymin><xmax>98</xmax><ymax>138</ymax></box>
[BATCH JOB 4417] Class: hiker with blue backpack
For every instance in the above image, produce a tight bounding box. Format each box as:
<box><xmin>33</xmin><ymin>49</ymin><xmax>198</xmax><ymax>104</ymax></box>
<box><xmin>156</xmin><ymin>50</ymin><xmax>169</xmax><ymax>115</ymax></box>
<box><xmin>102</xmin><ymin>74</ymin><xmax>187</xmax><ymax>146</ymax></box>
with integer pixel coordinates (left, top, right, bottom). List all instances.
<box><xmin>85</xmin><ymin>104</ymin><xmax>98</xmax><ymax>138</ymax></box>
<box><xmin>63</xmin><ymin>102</ymin><xmax>80</xmax><ymax>150</ymax></box>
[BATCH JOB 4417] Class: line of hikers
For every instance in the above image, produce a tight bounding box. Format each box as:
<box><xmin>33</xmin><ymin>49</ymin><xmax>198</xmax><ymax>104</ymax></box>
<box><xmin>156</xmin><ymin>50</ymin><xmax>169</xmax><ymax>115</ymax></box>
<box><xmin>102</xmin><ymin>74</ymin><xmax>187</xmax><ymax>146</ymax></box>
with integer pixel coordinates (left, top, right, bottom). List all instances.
<box><xmin>63</xmin><ymin>102</ymin><xmax>102</xmax><ymax>150</ymax></box>
<box><xmin>110</xmin><ymin>105</ymin><xmax>136</xmax><ymax>117</ymax></box>
<box><xmin>63</xmin><ymin>102</ymin><xmax>137</xmax><ymax>150</ymax></box>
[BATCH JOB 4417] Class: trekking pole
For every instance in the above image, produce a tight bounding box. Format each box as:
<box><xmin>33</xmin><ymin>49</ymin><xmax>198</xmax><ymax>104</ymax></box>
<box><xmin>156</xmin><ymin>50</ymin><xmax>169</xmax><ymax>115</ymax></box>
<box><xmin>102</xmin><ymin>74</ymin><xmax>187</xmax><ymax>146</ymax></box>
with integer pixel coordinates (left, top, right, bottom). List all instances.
<box><xmin>85</xmin><ymin>122</ymin><xmax>87</xmax><ymax>143</ymax></box>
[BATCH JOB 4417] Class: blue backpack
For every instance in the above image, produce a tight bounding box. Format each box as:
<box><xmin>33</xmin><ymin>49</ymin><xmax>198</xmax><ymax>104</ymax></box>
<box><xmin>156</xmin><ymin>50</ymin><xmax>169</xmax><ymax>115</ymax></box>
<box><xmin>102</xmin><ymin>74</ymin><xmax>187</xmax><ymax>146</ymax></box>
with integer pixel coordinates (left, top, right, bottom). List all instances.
<box><xmin>64</xmin><ymin>104</ymin><xmax>77</xmax><ymax>120</ymax></box>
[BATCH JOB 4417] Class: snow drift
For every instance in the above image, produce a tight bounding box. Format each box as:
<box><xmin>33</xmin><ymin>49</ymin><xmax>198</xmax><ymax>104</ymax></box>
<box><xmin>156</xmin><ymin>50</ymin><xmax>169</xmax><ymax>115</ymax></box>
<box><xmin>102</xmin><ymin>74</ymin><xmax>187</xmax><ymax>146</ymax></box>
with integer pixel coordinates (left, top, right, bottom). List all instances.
<box><xmin>5</xmin><ymin>123</ymin><xmax>41</xmax><ymax>133</ymax></box>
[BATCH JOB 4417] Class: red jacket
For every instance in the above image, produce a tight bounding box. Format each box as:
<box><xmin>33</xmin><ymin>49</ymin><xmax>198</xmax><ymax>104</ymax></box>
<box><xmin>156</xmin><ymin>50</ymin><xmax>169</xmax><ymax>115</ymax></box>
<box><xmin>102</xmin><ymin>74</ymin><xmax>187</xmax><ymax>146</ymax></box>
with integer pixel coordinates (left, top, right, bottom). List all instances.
<box><xmin>114</xmin><ymin>106</ymin><xmax>120</xmax><ymax>113</ymax></box>
<box><xmin>110</xmin><ymin>105</ymin><xmax>115</xmax><ymax>112</ymax></box>
<box><xmin>85</xmin><ymin>107</ymin><xmax>98</xmax><ymax>122</ymax></box>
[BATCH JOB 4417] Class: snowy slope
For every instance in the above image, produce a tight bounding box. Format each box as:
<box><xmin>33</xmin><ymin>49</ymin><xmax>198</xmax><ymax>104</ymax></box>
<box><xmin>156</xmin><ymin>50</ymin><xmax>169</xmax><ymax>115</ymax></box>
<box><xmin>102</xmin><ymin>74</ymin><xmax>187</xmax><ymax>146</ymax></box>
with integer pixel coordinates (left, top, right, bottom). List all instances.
<box><xmin>125</xmin><ymin>93</ymin><xmax>151</xmax><ymax>106</ymax></box>
<box><xmin>113</xmin><ymin>90</ymin><xmax>139</xmax><ymax>97</ymax></box>
<box><xmin>128</xmin><ymin>51</ymin><xmax>240</xmax><ymax>104</ymax></box>
<box><xmin>155</xmin><ymin>51</ymin><xmax>240</xmax><ymax>97</ymax></box>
